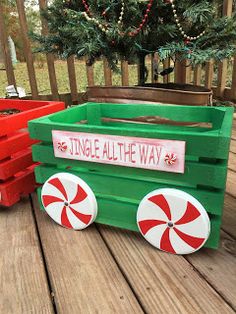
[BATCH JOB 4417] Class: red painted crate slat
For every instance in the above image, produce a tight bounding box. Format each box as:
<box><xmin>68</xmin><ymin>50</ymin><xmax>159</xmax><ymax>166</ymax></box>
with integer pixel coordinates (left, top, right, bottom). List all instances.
<box><xmin>0</xmin><ymin>166</ymin><xmax>36</xmax><ymax>207</ymax></box>
<box><xmin>0</xmin><ymin>148</ymin><xmax>34</xmax><ymax>180</ymax></box>
<box><xmin>0</xmin><ymin>99</ymin><xmax>64</xmax><ymax>137</ymax></box>
<box><xmin>0</xmin><ymin>130</ymin><xmax>37</xmax><ymax>161</ymax></box>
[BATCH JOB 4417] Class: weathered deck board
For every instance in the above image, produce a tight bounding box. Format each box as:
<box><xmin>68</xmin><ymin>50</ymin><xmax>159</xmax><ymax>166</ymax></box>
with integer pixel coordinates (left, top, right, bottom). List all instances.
<box><xmin>222</xmin><ymin>193</ymin><xmax>236</xmax><ymax>239</ymax></box>
<box><xmin>230</xmin><ymin>139</ymin><xmax>236</xmax><ymax>154</ymax></box>
<box><xmin>0</xmin><ymin>197</ymin><xmax>54</xmax><ymax>314</ymax></box>
<box><xmin>226</xmin><ymin>169</ymin><xmax>236</xmax><ymax>198</ymax></box>
<box><xmin>228</xmin><ymin>152</ymin><xmax>236</xmax><ymax>171</ymax></box>
<box><xmin>32</xmin><ymin>194</ymin><xmax>143</xmax><ymax>314</ymax></box>
<box><xmin>186</xmin><ymin>231</ymin><xmax>236</xmax><ymax>311</ymax></box>
<box><xmin>98</xmin><ymin>225</ymin><xmax>234</xmax><ymax>314</ymax></box>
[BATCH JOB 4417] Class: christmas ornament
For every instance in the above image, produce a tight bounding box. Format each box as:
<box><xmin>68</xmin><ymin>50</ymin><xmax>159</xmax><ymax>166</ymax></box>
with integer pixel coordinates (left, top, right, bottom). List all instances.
<box><xmin>41</xmin><ymin>173</ymin><xmax>97</xmax><ymax>229</ymax></box>
<box><xmin>137</xmin><ymin>188</ymin><xmax>210</xmax><ymax>254</ymax></box>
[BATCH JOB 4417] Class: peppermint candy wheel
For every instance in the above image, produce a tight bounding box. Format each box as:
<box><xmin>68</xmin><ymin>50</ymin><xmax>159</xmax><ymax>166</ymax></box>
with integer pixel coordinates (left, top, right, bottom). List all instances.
<box><xmin>137</xmin><ymin>188</ymin><xmax>210</xmax><ymax>254</ymax></box>
<box><xmin>164</xmin><ymin>153</ymin><xmax>177</xmax><ymax>165</ymax></box>
<box><xmin>41</xmin><ymin>173</ymin><xmax>97</xmax><ymax>230</ymax></box>
<box><xmin>57</xmin><ymin>141</ymin><xmax>67</xmax><ymax>152</ymax></box>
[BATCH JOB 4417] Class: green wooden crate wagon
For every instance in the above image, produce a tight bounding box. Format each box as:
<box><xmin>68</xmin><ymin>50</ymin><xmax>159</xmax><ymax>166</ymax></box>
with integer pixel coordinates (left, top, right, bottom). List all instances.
<box><xmin>28</xmin><ymin>103</ymin><xmax>233</xmax><ymax>255</ymax></box>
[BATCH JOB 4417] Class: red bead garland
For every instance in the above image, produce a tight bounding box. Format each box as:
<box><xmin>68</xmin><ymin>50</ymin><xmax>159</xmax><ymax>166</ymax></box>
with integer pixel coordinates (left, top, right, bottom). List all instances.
<box><xmin>81</xmin><ymin>0</ymin><xmax>153</xmax><ymax>37</ymax></box>
<box><xmin>128</xmin><ymin>0</ymin><xmax>154</xmax><ymax>37</ymax></box>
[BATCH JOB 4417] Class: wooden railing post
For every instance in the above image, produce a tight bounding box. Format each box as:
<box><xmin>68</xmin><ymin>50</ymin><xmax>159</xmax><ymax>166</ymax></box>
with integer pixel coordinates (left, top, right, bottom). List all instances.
<box><xmin>39</xmin><ymin>0</ymin><xmax>59</xmax><ymax>100</ymax></box>
<box><xmin>103</xmin><ymin>59</ymin><xmax>112</xmax><ymax>86</ymax></box>
<box><xmin>0</xmin><ymin>4</ymin><xmax>17</xmax><ymax>88</ymax></box>
<box><xmin>16</xmin><ymin>0</ymin><xmax>39</xmax><ymax>99</ymax></box>
<box><xmin>67</xmin><ymin>56</ymin><xmax>78</xmax><ymax>102</ymax></box>
<box><xmin>231</xmin><ymin>56</ymin><xmax>236</xmax><ymax>100</ymax></box>
<box><xmin>121</xmin><ymin>61</ymin><xmax>129</xmax><ymax>86</ymax></box>
<box><xmin>216</xmin><ymin>0</ymin><xmax>233</xmax><ymax>98</ymax></box>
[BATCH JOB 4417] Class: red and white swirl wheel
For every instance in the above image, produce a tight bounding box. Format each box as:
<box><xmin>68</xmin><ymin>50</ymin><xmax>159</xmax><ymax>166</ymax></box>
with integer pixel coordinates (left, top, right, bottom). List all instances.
<box><xmin>164</xmin><ymin>153</ymin><xmax>177</xmax><ymax>165</ymax></box>
<box><xmin>137</xmin><ymin>188</ymin><xmax>210</xmax><ymax>254</ymax></box>
<box><xmin>41</xmin><ymin>173</ymin><xmax>97</xmax><ymax>230</ymax></box>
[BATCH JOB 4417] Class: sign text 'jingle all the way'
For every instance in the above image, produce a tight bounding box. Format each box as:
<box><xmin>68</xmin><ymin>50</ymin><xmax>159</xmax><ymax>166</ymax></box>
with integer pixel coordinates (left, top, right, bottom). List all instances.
<box><xmin>52</xmin><ymin>131</ymin><xmax>185</xmax><ymax>173</ymax></box>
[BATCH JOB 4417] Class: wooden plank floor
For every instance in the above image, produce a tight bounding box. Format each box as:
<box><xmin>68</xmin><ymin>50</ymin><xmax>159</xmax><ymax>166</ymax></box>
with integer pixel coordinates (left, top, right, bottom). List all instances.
<box><xmin>1</xmin><ymin>123</ymin><xmax>236</xmax><ymax>314</ymax></box>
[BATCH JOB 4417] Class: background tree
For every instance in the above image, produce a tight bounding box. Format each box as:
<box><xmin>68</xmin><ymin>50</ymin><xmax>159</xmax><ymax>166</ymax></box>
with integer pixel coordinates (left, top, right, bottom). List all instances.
<box><xmin>30</xmin><ymin>0</ymin><xmax>236</xmax><ymax>83</ymax></box>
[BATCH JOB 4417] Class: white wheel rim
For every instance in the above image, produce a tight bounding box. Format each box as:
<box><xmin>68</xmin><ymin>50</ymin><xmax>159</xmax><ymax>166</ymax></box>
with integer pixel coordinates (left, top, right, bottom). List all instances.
<box><xmin>41</xmin><ymin>172</ymin><xmax>97</xmax><ymax>230</ymax></box>
<box><xmin>137</xmin><ymin>188</ymin><xmax>210</xmax><ymax>254</ymax></box>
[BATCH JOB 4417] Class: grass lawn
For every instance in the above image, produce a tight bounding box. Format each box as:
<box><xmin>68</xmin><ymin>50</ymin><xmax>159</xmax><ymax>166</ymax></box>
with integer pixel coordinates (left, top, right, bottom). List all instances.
<box><xmin>0</xmin><ymin>59</ymin><xmax>234</xmax><ymax>98</ymax></box>
<box><xmin>0</xmin><ymin>60</ymin><xmax>141</xmax><ymax>97</ymax></box>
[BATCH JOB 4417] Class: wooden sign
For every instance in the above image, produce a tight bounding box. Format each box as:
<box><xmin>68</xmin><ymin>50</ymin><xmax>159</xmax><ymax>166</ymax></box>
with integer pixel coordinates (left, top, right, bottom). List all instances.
<box><xmin>52</xmin><ymin>131</ymin><xmax>186</xmax><ymax>173</ymax></box>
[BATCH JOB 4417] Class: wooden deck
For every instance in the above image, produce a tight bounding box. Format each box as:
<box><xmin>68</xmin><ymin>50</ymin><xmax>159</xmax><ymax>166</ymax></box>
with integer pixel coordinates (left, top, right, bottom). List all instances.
<box><xmin>1</xmin><ymin>121</ymin><xmax>236</xmax><ymax>314</ymax></box>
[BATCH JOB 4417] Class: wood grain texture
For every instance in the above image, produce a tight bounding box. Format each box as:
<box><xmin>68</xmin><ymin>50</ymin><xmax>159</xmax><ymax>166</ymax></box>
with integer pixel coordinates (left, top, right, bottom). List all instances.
<box><xmin>0</xmin><ymin>197</ymin><xmax>53</xmax><ymax>314</ymax></box>
<box><xmin>205</xmin><ymin>60</ymin><xmax>214</xmax><ymax>89</ymax></box>
<box><xmin>193</xmin><ymin>65</ymin><xmax>201</xmax><ymax>86</ymax></box>
<box><xmin>39</xmin><ymin>0</ymin><xmax>59</xmax><ymax>100</ymax></box>
<box><xmin>230</xmin><ymin>140</ymin><xmax>236</xmax><ymax>154</ymax></box>
<box><xmin>32</xmin><ymin>194</ymin><xmax>143</xmax><ymax>314</ymax></box>
<box><xmin>222</xmin><ymin>193</ymin><xmax>236</xmax><ymax>238</ymax></box>
<box><xmin>226</xmin><ymin>169</ymin><xmax>236</xmax><ymax>198</ymax></box>
<box><xmin>216</xmin><ymin>0</ymin><xmax>233</xmax><ymax>98</ymax></box>
<box><xmin>15</xmin><ymin>0</ymin><xmax>38</xmax><ymax>98</ymax></box>
<box><xmin>228</xmin><ymin>152</ymin><xmax>236</xmax><ymax>171</ymax></box>
<box><xmin>231</xmin><ymin>56</ymin><xmax>236</xmax><ymax>100</ymax></box>
<box><xmin>103</xmin><ymin>59</ymin><xmax>112</xmax><ymax>86</ymax></box>
<box><xmin>121</xmin><ymin>61</ymin><xmax>129</xmax><ymax>86</ymax></box>
<box><xmin>163</xmin><ymin>58</ymin><xmax>170</xmax><ymax>83</ymax></box>
<box><xmin>186</xmin><ymin>231</ymin><xmax>236</xmax><ymax>311</ymax></box>
<box><xmin>98</xmin><ymin>225</ymin><xmax>234</xmax><ymax>314</ymax></box>
<box><xmin>86</xmin><ymin>59</ymin><xmax>95</xmax><ymax>86</ymax></box>
<box><xmin>0</xmin><ymin>5</ymin><xmax>16</xmax><ymax>86</ymax></box>
<box><xmin>67</xmin><ymin>56</ymin><xmax>78</xmax><ymax>102</ymax></box>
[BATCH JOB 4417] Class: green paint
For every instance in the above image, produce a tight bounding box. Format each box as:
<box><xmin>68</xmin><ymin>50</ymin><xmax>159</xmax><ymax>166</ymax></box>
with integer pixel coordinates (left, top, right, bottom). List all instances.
<box><xmin>29</xmin><ymin>103</ymin><xmax>234</xmax><ymax>249</ymax></box>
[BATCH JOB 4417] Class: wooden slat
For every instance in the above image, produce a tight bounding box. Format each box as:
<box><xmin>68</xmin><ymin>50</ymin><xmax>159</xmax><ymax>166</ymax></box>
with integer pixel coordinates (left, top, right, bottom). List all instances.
<box><xmin>15</xmin><ymin>0</ymin><xmax>38</xmax><ymax>98</ymax></box>
<box><xmin>216</xmin><ymin>60</ymin><xmax>228</xmax><ymax>98</ymax></box>
<box><xmin>39</xmin><ymin>0</ymin><xmax>59</xmax><ymax>100</ymax></box>
<box><xmin>121</xmin><ymin>61</ymin><xmax>129</xmax><ymax>86</ymax></box>
<box><xmin>205</xmin><ymin>60</ymin><xmax>214</xmax><ymax>89</ymax></box>
<box><xmin>230</xmin><ymin>139</ymin><xmax>236</xmax><ymax>154</ymax></box>
<box><xmin>0</xmin><ymin>5</ymin><xmax>17</xmax><ymax>87</ymax></box>
<box><xmin>193</xmin><ymin>65</ymin><xmax>201</xmax><ymax>86</ymax></box>
<box><xmin>222</xmin><ymin>193</ymin><xmax>236</xmax><ymax>238</ymax></box>
<box><xmin>98</xmin><ymin>225</ymin><xmax>234</xmax><ymax>313</ymax></box>
<box><xmin>226</xmin><ymin>169</ymin><xmax>236</xmax><ymax>198</ymax></box>
<box><xmin>103</xmin><ymin>59</ymin><xmax>112</xmax><ymax>86</ymax></box>
<box><xmin>216</xmin><ymin>0</ymin><xmax>233</xmax><ymax>97</ymax></box>
<box><xmin>0</xmin><ymin>197</ymin><xmax>53</xmax><ymax>313</ymax></box>
<box><xmin>231</xmin><ymin>56</ymin><xmax>236</xmax><ymax>100</ymax></box>
<box><xmin>186</xmin><ymin>231</ymin><xmax>236</xmax><ymax>311</ymax></box>
<box><xmin>32</xmin><ymin>194</ymin><xmax>143</xmax><ymax>313</ymax></box>
<box><xmin>151</xmin><ymin>53</ymin><xmax>159</xmax><ymax>83</ymax></box>
<box><xmin>174</xmin><ymin>59</ymin><xmax>191</xmax><ymax>84</ymax></box>
<box><xmin>67</xmin><ymin>56</ymin><xmax>78</xmax><ymax>102</ymax></box>
<box><xmin>163</xmin><ymin>58</ymin><xmax>170</xmax><ymax>83</ymax></box>
<box><xmin>86</xmin><ymin>60</ymin><xmax>95</xmax><ymax>86</ymax></box>
<box><xmin>228</xmin><ymin>152</ymin><xmax>236</xmax><ymax>171</ymax></box>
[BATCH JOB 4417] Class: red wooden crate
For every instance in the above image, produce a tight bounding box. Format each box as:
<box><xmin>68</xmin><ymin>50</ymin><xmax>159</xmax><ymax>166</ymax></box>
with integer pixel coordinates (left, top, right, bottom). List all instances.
<box><xmin>0</xmin><ymin>166</ymin><xmax>36</xmax><ymax>207</ymax></box>
<box><xmin>0</xmin><ymin>148</ymin><xmax>33</xmax><ymax>181</ymax></box>
<box><xmin>0</xmin><ymin>130</ymin><xmax>37</xmax><ymax>161</ymax></box>
<box><xmin>0</xmin><ymin>99</ymin><xmax>65</xmax><ymax>137</ymax></box>
<box><xmin>0</xmin><ymin>99</ymin><xmax>65</xmax><ymax>206</ymax></box>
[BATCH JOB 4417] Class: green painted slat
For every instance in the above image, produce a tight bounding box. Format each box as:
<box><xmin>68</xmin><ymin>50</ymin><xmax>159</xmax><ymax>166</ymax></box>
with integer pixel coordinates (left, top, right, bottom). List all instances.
<box><xmin>32</xmin><ymin>144</ymin><xmax>228</xmax><ymax>190</ymax></box>
<box><xmin>35</xmin><ymin>165</ymin><xmax>225</xmax><ymax>216</ymax></box>
<box><xmin>36</xmin><ymin>186</ymin><xmax>221</xmax><ymax>249</ymax></box>
<box><xmin>29</xmin><ymin>120</ymin><xmax>229</xmax><ymax>159</ymax></box>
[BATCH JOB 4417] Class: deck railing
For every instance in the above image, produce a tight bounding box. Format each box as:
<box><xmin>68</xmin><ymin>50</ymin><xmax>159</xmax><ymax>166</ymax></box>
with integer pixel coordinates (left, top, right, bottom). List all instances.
<box><xmin>0</xmin><ymin>0</ymin><xmax>235</xmax><ymax>104</ymax></box>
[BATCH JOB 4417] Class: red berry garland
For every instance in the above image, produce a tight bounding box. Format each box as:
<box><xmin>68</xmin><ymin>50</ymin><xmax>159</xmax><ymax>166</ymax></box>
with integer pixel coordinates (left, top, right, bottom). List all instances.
<box><xmin>81</xmin><ymin>0</ymin><xmax>153</xmax><ymax>38</ymax></box>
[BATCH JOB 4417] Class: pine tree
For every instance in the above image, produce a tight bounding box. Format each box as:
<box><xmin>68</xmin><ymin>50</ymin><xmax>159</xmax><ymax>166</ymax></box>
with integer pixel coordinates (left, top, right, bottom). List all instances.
<box><xmin>33</xmin><ymin>0</ymin><xmax>236</xmax><ymax>83</ymax></box>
